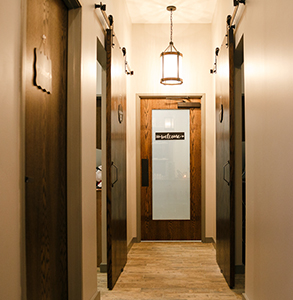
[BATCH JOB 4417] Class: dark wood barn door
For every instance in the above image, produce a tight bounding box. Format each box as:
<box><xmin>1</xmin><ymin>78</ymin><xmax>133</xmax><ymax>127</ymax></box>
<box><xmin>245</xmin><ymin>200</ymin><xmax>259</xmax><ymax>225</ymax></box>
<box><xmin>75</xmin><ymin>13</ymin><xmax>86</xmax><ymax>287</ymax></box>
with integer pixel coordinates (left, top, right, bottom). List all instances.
<box><xmin>106</xmin><ymin>29</ymin><xmax>127</xmax><ymax>290</ymax></box>
<box><xmin>141</xmin><ymin>98</ymin><xmax>201</xmax><ymax>240</ymax></box>
<box><xmin>25</xmin><ymin>0</ymin><xmax>68</xmax><ymax>298</ymax></box>
<box><xmin>216</xmin><ymin>27</ymin><xmax>235</xmax><ymax>288</ymax></box>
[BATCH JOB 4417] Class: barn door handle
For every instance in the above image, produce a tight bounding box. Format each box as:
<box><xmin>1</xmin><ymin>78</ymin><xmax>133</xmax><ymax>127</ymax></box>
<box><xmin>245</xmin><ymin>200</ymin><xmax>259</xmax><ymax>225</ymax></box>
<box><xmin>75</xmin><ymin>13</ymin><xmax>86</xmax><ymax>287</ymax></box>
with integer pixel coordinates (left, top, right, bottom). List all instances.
<box><xmin>141</xmin><ymin>159</ymin><xmax>149</xmax><ymax>187</ymax></box>
<box><xmin>223</xmin><ymin>161</ymin><xmax>230</xmax><ymax>186</ymax></box>
<box><xmin>111</xmin><ymin>162</ymin><xmax>118</xmax><ymax>187</ymax></box>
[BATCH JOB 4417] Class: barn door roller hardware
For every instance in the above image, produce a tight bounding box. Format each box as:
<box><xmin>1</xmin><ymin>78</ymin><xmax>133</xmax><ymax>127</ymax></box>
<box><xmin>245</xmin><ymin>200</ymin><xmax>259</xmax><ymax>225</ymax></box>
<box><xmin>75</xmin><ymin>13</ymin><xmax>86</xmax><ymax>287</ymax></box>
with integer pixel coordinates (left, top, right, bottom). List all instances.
<box><xmin>234</xmin><ymin>0</ymin><xmax>245</xmax><ymax>6</ymax></box>
<box><xmin>211</xmin><ymin>0</ymin><xmax>245</xmax><ymax>73</ymax></box>
<box><xmin>95</xmin><ymin>2</ymin><xmax>114</xmax><ymax>29</ymax></box>
<box><xmin>229</xmin><ymin>0</ymin><xmax>246</xmax><ymax>29</ymax></box>
<box><xmin>121</xmin><ymin>47</ymin><xmax>134</xmax><ymax>76</ymax></box>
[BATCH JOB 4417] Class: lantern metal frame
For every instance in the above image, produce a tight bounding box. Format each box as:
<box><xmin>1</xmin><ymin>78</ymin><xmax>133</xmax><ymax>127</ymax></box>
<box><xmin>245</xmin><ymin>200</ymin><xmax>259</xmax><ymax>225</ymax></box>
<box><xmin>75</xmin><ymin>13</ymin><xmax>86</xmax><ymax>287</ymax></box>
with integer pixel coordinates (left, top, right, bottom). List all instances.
<box><xmin>160</xmin><ymin>6</ymin><xmax>183</xmax><ymax>85</ymax></box>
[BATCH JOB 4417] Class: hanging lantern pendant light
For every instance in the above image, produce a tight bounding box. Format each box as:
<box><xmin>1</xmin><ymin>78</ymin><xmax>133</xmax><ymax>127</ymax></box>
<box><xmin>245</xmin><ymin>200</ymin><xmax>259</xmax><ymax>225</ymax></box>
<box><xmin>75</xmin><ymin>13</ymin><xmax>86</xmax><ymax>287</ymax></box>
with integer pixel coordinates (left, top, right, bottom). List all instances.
<box><xmin>160</xmin><ymin>6</ymin><xmax>183</xmax><ymax>85</ymax></box>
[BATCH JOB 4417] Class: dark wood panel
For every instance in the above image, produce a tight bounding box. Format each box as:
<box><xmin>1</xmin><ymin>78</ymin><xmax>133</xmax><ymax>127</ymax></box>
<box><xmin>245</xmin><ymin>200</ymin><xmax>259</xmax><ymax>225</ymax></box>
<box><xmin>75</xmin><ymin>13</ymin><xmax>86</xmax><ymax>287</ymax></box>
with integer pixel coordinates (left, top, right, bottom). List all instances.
<box><xmin>141</xmin><ymin>99</ymin><xmax>201</xmax><ymax>240</ymax></box>
<box><xmin>106</xmin><ymin>29</ymin><xmax>127</xmax><ymax>290</ymax></box>
<box><xmin>216</xmin><ymin>27</ymin><xmax>235</xmax><ymax>288</ymax></box>
<box><xmin>190</xmin><ymin>107</ymin><xmax>202</xmax><ymax>239</ymax></box>
<box><xmin>96</xmin><ymin>190</ymin><xmax>102</xmax><ymax>266</ymax></box>
<box><xmin>25</xmin><ymin>0</ymin><xmax>68</xmax><ymax>299</ymax></box>
<box><xmin>96</xmin><ymin>97</ymin><xmax>101</xmax><ymax>149</ymax></box>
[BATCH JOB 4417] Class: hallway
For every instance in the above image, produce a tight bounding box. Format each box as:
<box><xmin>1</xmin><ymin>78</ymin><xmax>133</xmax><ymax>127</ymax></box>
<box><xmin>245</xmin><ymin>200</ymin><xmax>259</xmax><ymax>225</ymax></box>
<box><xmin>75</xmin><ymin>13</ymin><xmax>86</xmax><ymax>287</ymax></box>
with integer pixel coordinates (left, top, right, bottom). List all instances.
<box><xmin>98</xmin><ymin>242</ymin><xmax>243</xmax><ymax>299</ymax></box>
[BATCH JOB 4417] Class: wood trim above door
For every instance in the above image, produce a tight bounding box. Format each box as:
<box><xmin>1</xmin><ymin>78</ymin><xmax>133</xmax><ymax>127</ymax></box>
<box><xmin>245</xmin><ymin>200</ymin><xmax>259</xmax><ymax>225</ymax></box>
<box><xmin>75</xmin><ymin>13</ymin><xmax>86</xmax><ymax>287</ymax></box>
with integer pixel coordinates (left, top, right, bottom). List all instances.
<box><xmin>135</xmin><ymin>94</ymin><xmax>206</xmax><ymax>242</ymax></box>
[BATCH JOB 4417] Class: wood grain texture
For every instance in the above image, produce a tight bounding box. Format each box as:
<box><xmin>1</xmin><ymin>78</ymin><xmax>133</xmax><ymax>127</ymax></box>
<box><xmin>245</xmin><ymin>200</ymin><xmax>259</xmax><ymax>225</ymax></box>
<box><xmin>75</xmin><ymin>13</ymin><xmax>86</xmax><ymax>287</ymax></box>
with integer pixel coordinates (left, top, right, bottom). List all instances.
<box><xmin>25</xmin><ymin>0</ymin><xmax>68</xmax><ymax>299</ymax></box>
<box><xmin>106</xmin><ymin>29</ymin><xmax>113</xmax><ymax>289</ymax></box>
<box><xmin>216</xmin><ymin>27</ymin><xmax>235</xmax><ymax>288</ymax></box>
<box><xmin>141</xmin><ymin>99</ymin><xmax>201</xmax><ymax>240</ymax></box>
<box><xmin>96</xmin><ymin>97</ymin><xmax>102</xmax><ymax>149</ymax></box>
<box><xmin>106</xmin><ymin>29</ymin><xmax>127</xmax><ymax>290</ymax></box>
<box><xmin>97</xmin><ymin>190</ymin><xmax>102</xmax><ymax>266</ymax></box>
<box><xmin>98</xmin><ymin>242</ymin><xmax>243</xmax><ymax>299</ymax></box>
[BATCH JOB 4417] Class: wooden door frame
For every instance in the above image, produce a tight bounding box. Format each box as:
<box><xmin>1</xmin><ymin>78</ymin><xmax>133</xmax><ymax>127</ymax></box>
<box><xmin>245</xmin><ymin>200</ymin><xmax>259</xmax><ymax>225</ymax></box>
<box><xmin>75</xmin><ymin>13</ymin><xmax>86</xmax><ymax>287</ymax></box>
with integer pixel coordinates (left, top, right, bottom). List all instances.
<box><xmin>135</xmin><ymin>94</ymin><xmax>208</xmax><ymax>242</ymax></box>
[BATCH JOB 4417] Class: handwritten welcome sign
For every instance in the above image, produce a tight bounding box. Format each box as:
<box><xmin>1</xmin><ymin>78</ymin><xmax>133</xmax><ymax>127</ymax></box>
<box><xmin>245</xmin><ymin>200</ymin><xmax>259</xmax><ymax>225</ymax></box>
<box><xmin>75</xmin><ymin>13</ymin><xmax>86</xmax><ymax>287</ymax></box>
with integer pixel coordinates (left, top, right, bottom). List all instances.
<box><xmin>155</xmin><ymin>132</ymin><xmax>185</xmax><ymax>140</ymax></box>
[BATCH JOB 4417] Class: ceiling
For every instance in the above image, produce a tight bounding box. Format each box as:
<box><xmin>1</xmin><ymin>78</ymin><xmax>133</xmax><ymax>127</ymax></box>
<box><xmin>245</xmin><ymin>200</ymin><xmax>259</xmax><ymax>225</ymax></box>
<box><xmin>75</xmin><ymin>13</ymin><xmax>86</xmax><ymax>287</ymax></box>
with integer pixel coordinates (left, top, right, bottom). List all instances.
<box><xmin>125</xmin><ymin>0</ymin><xmax>217</xmax><ymax>24</ymax></box>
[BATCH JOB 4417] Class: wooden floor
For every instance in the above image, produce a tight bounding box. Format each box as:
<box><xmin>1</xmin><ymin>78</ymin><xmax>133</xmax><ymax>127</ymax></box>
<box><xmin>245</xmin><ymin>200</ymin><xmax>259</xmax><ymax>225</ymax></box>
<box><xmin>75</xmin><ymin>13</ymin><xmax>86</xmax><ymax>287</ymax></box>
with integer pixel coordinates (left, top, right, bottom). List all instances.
<box><xmin>98</xmin><ymin>242</ymin><xmax>244</xmax><ymax>300</ymax></box>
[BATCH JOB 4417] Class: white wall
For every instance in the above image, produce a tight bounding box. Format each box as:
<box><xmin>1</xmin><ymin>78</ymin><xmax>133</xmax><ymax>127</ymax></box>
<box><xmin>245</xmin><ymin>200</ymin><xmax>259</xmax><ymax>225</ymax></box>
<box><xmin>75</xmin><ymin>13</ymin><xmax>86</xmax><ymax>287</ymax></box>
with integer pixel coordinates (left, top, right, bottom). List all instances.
<box><xmin>212</xmin><ymin>0</ymin><xmax>293</xmax><ymax>299</ymax></box>
<box><xmin>68</xmin><ymin>0</ymin><xmax>132</xmax><ymax>298</ymax></box>
<box><xmin>130</xmin><ymin>23</ymin><xmax>216</xmax><ymax>240</ymax></box>
<box><xmin>0</xmin><ymin>0</ymin><xmax>23</xmax><ymax>298</ymax></box>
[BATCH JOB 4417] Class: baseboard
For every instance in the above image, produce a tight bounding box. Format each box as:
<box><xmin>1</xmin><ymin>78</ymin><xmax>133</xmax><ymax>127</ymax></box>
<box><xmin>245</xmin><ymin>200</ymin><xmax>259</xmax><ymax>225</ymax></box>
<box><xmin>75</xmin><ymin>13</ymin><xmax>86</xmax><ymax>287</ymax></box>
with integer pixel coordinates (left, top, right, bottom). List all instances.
<box><xmin>202</xmin><ymin>237</ymin><xmax>215</xmax><ymax>244</ymax></box>
<box><xmin>99</xmin><ymin>263</ymin><xmax>107</xmax><ymax>273</ymax></box>
<box><xmin>202</xmin><ymin>237</ymin><xmax>216</xmax><ymax>250</ymax></box>
<box><xmin>90</xmin><ymin>290</ymin><xmax>100</xmax><ymax>300</ymax></box>
<box><xmin>99</xmin><ymin>238</ymin><xmax>136</xmax><ymax>274</ymax></box>
<box><xmin>127</xmin><ymin>237</ymin><xmax>138</xmax><ymax>253</ymax></box>
<box><xmin>242</xmin><ymin>293</ymin><xmax>250</xmax><ymax>300</ymax></box>
<box><xmin>235</xmin><ymin>264</ymin><xmax>245</xmax><ymax>274</ymax></box>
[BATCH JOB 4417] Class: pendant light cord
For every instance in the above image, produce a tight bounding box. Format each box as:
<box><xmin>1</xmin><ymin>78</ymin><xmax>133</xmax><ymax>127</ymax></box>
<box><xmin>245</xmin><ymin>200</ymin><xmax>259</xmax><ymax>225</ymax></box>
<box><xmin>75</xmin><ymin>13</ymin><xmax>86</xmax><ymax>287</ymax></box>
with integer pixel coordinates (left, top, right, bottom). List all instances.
<box><xmin>170</xmin><ymin>9</ymin><xmax>173</xmax><ymax>44</ymax></box>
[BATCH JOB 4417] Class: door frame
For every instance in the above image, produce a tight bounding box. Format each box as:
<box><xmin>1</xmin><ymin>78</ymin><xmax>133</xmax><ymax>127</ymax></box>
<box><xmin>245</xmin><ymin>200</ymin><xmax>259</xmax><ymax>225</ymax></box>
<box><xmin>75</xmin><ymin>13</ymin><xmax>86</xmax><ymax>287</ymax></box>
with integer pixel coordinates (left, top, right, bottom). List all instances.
<box><xmin>136</xmin><ymin>94</ymin><xmax>207</xmax><ymax>242</ymax></box>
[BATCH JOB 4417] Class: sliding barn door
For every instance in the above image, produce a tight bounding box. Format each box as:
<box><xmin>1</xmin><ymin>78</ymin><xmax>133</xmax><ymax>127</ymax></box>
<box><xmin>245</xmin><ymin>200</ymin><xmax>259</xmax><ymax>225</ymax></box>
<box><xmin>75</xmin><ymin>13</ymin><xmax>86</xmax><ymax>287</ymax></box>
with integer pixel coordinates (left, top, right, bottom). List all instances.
<box><xmin>216</xmin><ymin>27</ymin><xmax>235</xmax><ymax>288</ymax></box>
<box><xmin>106</xmin><ymin>29</ymin><xmax>127</xmax><ymax>290</ymax></box>
<box><xmin>25</xmin><ymin>0</ymin><xmax>68</xmax><ymax>298</ymax></box>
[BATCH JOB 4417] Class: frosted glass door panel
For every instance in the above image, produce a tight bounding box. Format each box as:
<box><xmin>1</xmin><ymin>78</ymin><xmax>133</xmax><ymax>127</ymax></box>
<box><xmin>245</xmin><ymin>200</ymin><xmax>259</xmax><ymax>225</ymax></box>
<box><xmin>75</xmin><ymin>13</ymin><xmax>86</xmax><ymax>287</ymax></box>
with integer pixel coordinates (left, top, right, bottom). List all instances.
<box><xmin>152</xmin><ymin>110</ymin><xmax>190</xmax><ymax>220</ymax></box>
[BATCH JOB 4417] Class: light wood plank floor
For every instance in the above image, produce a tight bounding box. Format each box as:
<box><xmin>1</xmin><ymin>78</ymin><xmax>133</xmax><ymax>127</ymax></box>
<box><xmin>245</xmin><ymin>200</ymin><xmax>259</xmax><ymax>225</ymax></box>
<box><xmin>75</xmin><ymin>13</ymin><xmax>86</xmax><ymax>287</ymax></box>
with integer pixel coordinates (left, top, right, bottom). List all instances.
<box><xmin>98</xmin><ymin>242</ymin><xmax>244</xmax><ymax>300</ymax></box>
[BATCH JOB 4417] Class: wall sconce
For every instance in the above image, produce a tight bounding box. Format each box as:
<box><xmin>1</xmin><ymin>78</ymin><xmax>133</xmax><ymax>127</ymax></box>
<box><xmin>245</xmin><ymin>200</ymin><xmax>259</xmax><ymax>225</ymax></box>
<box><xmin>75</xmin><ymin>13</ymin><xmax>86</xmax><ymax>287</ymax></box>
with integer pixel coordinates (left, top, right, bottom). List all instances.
<box><xmin>160</xmin><ymin>6</ymin><xmax>183</xmax><ymax>85</ymax></box>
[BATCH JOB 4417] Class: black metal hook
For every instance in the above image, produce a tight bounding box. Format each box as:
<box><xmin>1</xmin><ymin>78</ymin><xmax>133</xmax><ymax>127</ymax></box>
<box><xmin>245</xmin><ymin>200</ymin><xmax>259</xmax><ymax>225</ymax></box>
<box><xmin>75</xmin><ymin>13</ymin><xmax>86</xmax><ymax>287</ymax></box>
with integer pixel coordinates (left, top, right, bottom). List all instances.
<box><xmin>215</xmin><ymin>47</ymin><xmax>219</xmax><ymax>56</ymax></box>
<box><xmin>226</xmin><ymin>15</ymin><xmax>232</xmax><ymax>26</ymax></box>
<box><xmin>108</xmin><ymin>15</ymin><xmax>114</xmax><ymax>26</ymax></box>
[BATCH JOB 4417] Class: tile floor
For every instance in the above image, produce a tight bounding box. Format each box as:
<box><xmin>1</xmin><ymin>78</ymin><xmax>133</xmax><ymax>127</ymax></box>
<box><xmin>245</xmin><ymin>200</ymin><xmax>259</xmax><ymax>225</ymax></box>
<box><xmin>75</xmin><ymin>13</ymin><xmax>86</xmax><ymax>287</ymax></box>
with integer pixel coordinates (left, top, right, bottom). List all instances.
<box><xmin>98</xmin><ymin>242</ymin><xmax>244</xmax><ymax>300</ymax></box>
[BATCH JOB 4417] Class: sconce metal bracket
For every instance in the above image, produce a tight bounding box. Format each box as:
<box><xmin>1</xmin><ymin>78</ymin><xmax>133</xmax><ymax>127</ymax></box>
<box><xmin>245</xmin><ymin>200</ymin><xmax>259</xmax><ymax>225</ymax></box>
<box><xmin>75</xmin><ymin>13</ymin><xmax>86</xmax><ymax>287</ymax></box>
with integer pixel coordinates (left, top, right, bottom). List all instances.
<box><xmin>210</xmin><ymin>47</ymin><xmax>220</xmax><ymax>74</ymax></box>
<box><xmin>121</xmin><ymin>47</ymin><xmax>134</xmax><ymax>76</ymax></box>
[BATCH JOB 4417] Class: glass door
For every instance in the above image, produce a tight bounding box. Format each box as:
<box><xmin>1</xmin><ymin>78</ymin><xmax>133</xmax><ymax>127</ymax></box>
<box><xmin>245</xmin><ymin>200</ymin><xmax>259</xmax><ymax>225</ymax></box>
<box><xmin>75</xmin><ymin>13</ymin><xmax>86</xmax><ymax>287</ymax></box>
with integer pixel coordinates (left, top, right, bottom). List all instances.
<box><xmin>152</xmin><ymin>110</ymin><xmax>190</xmax><ymax>220</ymax></box>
